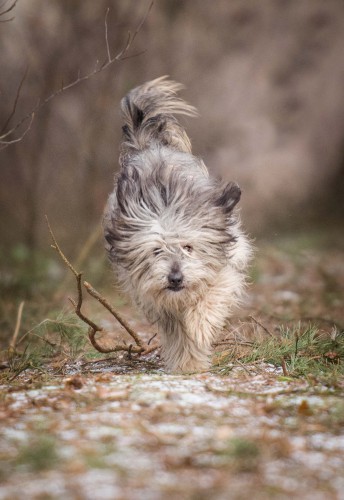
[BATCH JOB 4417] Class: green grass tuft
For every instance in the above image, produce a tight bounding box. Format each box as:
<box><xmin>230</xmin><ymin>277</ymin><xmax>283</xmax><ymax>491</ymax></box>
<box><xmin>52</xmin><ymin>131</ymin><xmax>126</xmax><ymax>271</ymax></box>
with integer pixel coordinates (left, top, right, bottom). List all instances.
<box><xmin>4</xmin><ymin>311</ymin><xmax>91</xmax><ymax>379</ymax></box>
<box><xmin>214</xmin><ymin>324</ymin><xmax>343</xmax><ymax>379</ymax></box>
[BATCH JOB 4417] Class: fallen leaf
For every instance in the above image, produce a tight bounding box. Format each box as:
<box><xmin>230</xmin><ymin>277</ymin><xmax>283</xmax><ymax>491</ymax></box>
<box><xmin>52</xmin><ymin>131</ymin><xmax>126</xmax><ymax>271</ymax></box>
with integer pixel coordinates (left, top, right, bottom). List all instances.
<box><xmin>64</xmin><ymin>375</ymin><xmax>84</xmax><ymax>390</ymax></box>
<box><xmin>298</xmin><ymin>399</ymin><xmax>313</xmax><ymax>416</ymax></box>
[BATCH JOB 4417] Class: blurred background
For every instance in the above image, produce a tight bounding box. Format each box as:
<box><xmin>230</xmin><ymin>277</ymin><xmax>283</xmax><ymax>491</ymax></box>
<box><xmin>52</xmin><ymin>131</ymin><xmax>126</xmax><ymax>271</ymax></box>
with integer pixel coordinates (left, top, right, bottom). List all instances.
<box><xmin>1</xmin><ymin>0</ymin><xmax>344</xmax><ymax>298</ymax></box>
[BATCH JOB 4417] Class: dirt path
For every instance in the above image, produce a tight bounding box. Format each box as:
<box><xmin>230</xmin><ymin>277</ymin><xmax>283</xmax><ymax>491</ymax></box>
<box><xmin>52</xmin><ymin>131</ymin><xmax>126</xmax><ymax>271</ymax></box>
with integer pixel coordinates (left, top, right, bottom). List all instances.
<box><xmin>1</xmin><ymin>362</ymin><xmax>343</xmax><ymax>500</ymax></box>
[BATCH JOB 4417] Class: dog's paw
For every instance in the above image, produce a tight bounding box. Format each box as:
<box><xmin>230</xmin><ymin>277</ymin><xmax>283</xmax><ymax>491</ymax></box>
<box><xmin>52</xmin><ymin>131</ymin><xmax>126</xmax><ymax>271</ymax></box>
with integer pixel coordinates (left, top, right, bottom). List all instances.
<box><xmin>168</xmin><ymin>358</ymin><xmax>210</xmax><ymax>374</ymax></box>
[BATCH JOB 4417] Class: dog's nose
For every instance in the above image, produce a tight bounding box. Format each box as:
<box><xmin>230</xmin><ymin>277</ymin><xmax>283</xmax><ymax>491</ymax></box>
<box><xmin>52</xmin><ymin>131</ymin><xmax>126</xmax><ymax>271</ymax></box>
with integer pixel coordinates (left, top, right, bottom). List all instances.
<box><xmin>168</xmin><ymin>270</ymin><xmax>183</xmax><ymax>288</ymax></box>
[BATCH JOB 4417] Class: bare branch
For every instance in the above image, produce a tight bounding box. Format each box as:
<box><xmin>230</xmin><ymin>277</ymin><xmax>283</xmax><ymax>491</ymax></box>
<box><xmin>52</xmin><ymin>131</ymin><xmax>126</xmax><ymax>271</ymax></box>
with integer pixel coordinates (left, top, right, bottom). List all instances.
<box><xmin>46</xmin><ymin>216</ymin><xmax>160</xmax><ymax>357</ymax></box>
<box><xmin>83</xmin><ymin>281</ymin><xmax>144</xmax><ymax>348</ymax></box>
<box><xmin>46</xmin><ymin>215</ymin><xmax>103</xmax><ymax>334</ymax></box>
<box><xmin>9</xmin><ymin>301</ymin><xmax>25</xmax><ymax>352</ymax></box>
<box><xmin>0</xmin><ymin>1</ymin><xmax>154</xmax><ymax>147</ymax></box>
<box><xmin>139</xmin><ymin>343</ymin><xmax>159</xmax><ymax>356</ymax></box>
<box><xmin>88</xmin><ymin>327</ymin><xmax>156</xmax><ymax>356</ymax></box>
<box><xmin>147</xmin><ymin>332</ymin><xmax>157</xmax><ymax>345</ymax></box>
<box><xmin>0</xmin><ymin>113</ymin><xmax>34</xmax><ymax>150</ymax></box>
<box><xmin>213</xmin><ymin>341</ymin><xmax>254</xmax><ymax>347</ymax></box>
<box><xmin>0</xmin><ymin>0</ymin><xmax>17</xmax><ymax>22</ymax></box>
<box><xmin>249</xmin><ymin>315</ymin><xmax>274</xmax><ymax>337</ymax></box>
<box><xmin>120</xmin><ymin>0</ymin><xmax>154</xmax><ymax>59</ymax></box>
<box><xmin>46</xmin><ymin>215</ymin><xmax>79</xmax><ymax>278</ymax></box>
<box><xmin>114</xmin><ymin>31</ymin><xmax>132</xmax><ymax>62</ymax></box>
<box><xmin>104</xmin><ymin>7</ymin><xmax>111</xmax><ymax>62</ymax></box>
<box><xmin>68</xmin><ymin>295</ymin><xmax>101</xmax><ymax>334</ymax></box>
<box><xmin>88</xmin><ymin>327</ymin><xmax>142</xmax><ymax>354</ymax></box>
<box><xmin>0</xmin><ymin>67</ymin><xmax>28</xmax><ymax>135</ymax></box>
<box><xmin>281</xmin><ymin>358</ymin><xmax>289</xmax><ymax>376</ymax></box>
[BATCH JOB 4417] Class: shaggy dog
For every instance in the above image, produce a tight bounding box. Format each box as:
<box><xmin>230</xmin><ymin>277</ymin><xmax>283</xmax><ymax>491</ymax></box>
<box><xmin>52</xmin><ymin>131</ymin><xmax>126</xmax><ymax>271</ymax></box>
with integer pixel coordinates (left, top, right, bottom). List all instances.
<box><xmin>103</xmin><ymin>77</ymin><xmax>252</xmax><ymax>373</ymax></box>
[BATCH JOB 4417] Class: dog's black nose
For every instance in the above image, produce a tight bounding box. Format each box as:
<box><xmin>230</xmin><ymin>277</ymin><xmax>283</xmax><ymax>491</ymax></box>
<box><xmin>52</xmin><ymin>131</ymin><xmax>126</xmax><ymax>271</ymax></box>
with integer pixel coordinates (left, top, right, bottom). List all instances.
<box><xmin>168</xmin><ymin>270</ymin><xmax>183</xmax><ymax>288</ymax></box>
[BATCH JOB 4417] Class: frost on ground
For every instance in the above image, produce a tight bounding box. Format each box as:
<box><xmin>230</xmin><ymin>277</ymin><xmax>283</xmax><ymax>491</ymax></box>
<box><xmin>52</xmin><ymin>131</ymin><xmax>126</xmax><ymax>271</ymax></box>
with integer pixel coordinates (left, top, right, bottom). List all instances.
<box><xmin>1</xmin><ymin>365</ymin><xmax>343</xmax><ymax>500</ymax></box>
<box><xmin>0</xmin><ymin>238</ymin><xmax>343</xmax><ymax>499</ymax></box>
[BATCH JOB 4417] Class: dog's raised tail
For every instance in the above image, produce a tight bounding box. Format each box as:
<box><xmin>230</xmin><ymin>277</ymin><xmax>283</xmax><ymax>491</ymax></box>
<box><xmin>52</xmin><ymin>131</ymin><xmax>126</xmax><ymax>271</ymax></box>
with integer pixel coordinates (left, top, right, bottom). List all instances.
<box><xmin>120</xmin><ymin>76</ymin><xmax>198</xmax><ymax>157</ymax></box>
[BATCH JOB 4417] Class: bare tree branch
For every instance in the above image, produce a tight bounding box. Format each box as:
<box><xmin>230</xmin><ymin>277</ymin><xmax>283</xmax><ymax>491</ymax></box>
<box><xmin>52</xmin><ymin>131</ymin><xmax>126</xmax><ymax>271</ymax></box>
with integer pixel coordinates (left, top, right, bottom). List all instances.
<box><xmin>120</xmin><ymin>0</ymin><xmax>154</xmax><ymax>57</ymax></box>
<box><xmin>104</xmin><ymin>7</ymin><xmax>112</xmax><ymax>62</ymax></box>
<box><xmin>0</xmin><ymin>113</ymin><xmax>34</xmax><ymax>151</ymax></box>
<box><xmin>0</xmin><ymin>1</ymin><xmax>154</xmax><ymax>147</ymax></box>
<box><xmin>0</xmin><ymin>0</ymin><xmax>17</xmax><ymax>22</ymax></box>
<box><xmin>1</xmin><ymin>66</ymin><xmax>29</xmax><ymax>135</ymax></box>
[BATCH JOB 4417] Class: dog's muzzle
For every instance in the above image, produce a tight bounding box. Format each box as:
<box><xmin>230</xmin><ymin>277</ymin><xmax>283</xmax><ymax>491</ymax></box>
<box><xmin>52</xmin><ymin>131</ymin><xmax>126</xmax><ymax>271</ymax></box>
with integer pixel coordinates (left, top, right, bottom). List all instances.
<box><xmin>167</xmin><ymin>269</ymin><xmax>184</xmax><ymax>291</ymax></box>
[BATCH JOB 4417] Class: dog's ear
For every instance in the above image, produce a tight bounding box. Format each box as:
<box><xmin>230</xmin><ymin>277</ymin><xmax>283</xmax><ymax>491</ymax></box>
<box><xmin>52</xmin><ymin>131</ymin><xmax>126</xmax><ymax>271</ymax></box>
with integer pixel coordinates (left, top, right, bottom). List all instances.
<box><xmin>116</xmin><ymin>167</ymin><xmax>141</xmax><ymax>216</ymax></box>
<box><xmin>214</xmin><ymin>182</ymin><xmax>241</xmax><ymax>215</ymax></box>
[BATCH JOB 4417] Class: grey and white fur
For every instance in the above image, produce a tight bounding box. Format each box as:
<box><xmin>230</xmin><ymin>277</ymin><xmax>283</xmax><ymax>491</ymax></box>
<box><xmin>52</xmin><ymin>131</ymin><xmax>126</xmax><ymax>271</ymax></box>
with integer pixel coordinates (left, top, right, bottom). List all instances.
<box><xmin>103</xmin><ymin>77</ymin><xmax>252</xmax><ymax>373</ymax></box>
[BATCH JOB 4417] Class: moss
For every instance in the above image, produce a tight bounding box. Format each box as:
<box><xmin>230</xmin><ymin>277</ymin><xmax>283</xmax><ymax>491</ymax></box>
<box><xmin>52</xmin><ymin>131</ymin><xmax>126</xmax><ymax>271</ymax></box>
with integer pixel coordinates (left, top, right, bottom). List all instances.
<box><xmin>15</xmin><ymin>435</ymin><xmax>59</xmax><ymax>472</ymax></box>
<box><xmin>218</xmin><ymin>438</ymin><xmax>260</xmax><ymax>472</ymax></box>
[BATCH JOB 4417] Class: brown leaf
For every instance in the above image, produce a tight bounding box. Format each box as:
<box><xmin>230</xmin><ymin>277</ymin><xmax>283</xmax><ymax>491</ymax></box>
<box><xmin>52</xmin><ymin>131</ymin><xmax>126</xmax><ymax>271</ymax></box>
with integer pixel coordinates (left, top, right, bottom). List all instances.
<box><xmin>64</xmin><ymin>375</ymin><xmax>84</xmax><ymax>390</ymax></box>
<box><xmin>297</xmin><ymin>399</ymin><xmax>313</xmax><ymax>416</ymax></box>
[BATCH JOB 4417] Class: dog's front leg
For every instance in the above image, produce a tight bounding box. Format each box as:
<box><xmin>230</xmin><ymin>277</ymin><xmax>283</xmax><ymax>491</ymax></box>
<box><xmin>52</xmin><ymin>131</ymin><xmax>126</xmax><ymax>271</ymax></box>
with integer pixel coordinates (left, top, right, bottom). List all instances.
<box><xmin>180</xmin><ymin>278</ymin><xmax>237</xmax><ymax>373</ymax></box>
<box><xmin>158</xmin><ymin>315</ymin><xmax>207</xmax><ymax>373</ymax></box>
<box><xmin>160</xmin><ymin>295</ymin><xmax>228</xmax><ymax>373</ymax></box>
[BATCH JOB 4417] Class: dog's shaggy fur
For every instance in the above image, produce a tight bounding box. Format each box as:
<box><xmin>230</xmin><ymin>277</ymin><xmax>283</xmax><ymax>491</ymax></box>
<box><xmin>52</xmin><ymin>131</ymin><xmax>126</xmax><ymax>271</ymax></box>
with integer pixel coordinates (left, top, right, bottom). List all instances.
<box><xmin>103</xmin><ymin>77</ymin><xmax>252</xmax><ymax>373</ymax></box>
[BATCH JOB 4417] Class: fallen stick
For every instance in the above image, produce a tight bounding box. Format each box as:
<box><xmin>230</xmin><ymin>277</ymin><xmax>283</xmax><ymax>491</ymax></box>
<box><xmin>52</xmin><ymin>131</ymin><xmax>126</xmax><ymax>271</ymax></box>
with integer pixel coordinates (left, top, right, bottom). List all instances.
<box><xmin>46</xmin><ymin>216</ymin><xmax>159</xmax><ymax>357</ymax></box>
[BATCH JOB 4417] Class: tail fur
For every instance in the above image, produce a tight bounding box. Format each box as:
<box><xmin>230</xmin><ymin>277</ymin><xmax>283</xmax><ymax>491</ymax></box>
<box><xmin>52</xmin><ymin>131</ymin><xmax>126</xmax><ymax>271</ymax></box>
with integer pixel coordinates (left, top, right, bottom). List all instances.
<box><xmin>120</xmin><ymin>76</ymin><xmax>197</xmax><ymax>159</ymax></box>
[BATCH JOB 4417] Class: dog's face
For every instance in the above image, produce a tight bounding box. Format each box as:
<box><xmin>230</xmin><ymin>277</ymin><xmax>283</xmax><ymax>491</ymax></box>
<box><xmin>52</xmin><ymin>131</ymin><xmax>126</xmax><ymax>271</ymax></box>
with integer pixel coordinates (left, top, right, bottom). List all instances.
<box><xmin>129</xmin><ymin>225</ymin><xmax>226</xmax><ymax>304</ymax></box>
<box><xmin>105</xmin><ymin>164</ymin><xmax>241</xmax><ymax>309</ymax></box>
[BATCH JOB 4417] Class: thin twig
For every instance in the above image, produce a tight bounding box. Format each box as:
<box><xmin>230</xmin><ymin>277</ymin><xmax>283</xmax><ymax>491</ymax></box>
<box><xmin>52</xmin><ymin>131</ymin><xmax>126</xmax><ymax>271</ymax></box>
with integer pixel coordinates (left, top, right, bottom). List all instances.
<box><xmin>281</xmin><ymin>358</ymin><xmax>289</xmax><ymax>376</ymax></box>
<box><xmin>46</xmin><ymin>215</ymin><xmax>79</xmax><ymax>278</ymax></box>
<box><xmin>54</xmin><ymin>223</ymin><xmax>102</xmax><ymax>300</ymax></box>
<box><xmin>235</xmin><ymin>359</ymin><xmax>253</xmax><ymax>376</ymax></box>
<box><xmin>141</xmin><ymin>343</ymin><xmax>160</xmax><ymax>355</ymax></box>
<box><xmin>104</xmin><ymin>8</ymin><xmax>111</xmax><ymax>62</ymax></box>
<box><xmin>9</xmin><ymin>301</ymin><xmax>24</xmax><ymax>352</ymax></box>
<box><xmin>1</xmin><ymin>66</ymin><xmax>29</xmax><ymax>134</ymax></box>
<box><xmin>69</xmin><ymin>296</ymin><xmax>102</xmax><ymax>334</ymax></box>
<box><xmin>119</xmin><ymin>49</ymin><xmax>147</xmax><ymax>61</ymax></box>
<box><xmin>124</xmin><ymin>0</ymin><xmax>154</xmax><ymax>53</ymax></box>
<box><xmin>249</xmin><ymin>315</ymin><xmax>274</xmax><ymax>337</ymax></box>
<box><xmin>213</xmin><ymin>341</ymin><xmax>254</xmax><ymax>347</ymax></box>
<box><xmin>0</xmin><ymin>113</ymin><xmax>34</xmax><ymax>151</ymax></box>
<box><xmin>88</xmin><ymin>327</ymin><xmax>142</xmax><ymax>354</ymax></box>
<box><xmin>8</xmin><ymin>364</ymin><xmax>31</xmax><ymax>382</ymax></box>
<box><xmin>84</xmin><ymin>281</ymin><xmax>143</xmax><ymax>347</ymax></box>
<box><xmin>29</xmin><ymin>332</ymin><xmax>58</xmax><ymax>349</ymax></box>
<box><xmin>147</xmin><ymin>332</ymin><xmax>157</xmax><ymax>345</ymax></box>
<box><xmin>16</xmin><ymin>318</ymin><xmax>78</xmax><ymax>346</ymax></box>
<box><xmin>81</xmin><ymin>356</ymin><xmax>119</xmax><ymax>366</ymax></box>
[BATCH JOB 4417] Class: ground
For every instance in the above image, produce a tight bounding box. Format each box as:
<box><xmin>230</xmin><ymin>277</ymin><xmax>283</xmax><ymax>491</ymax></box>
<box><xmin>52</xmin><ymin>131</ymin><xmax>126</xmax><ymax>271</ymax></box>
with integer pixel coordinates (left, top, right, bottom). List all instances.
<box><xmin>0</xmin><ymin>232</ymin><xmax>343</xmax><ymax>499</ymax></box>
